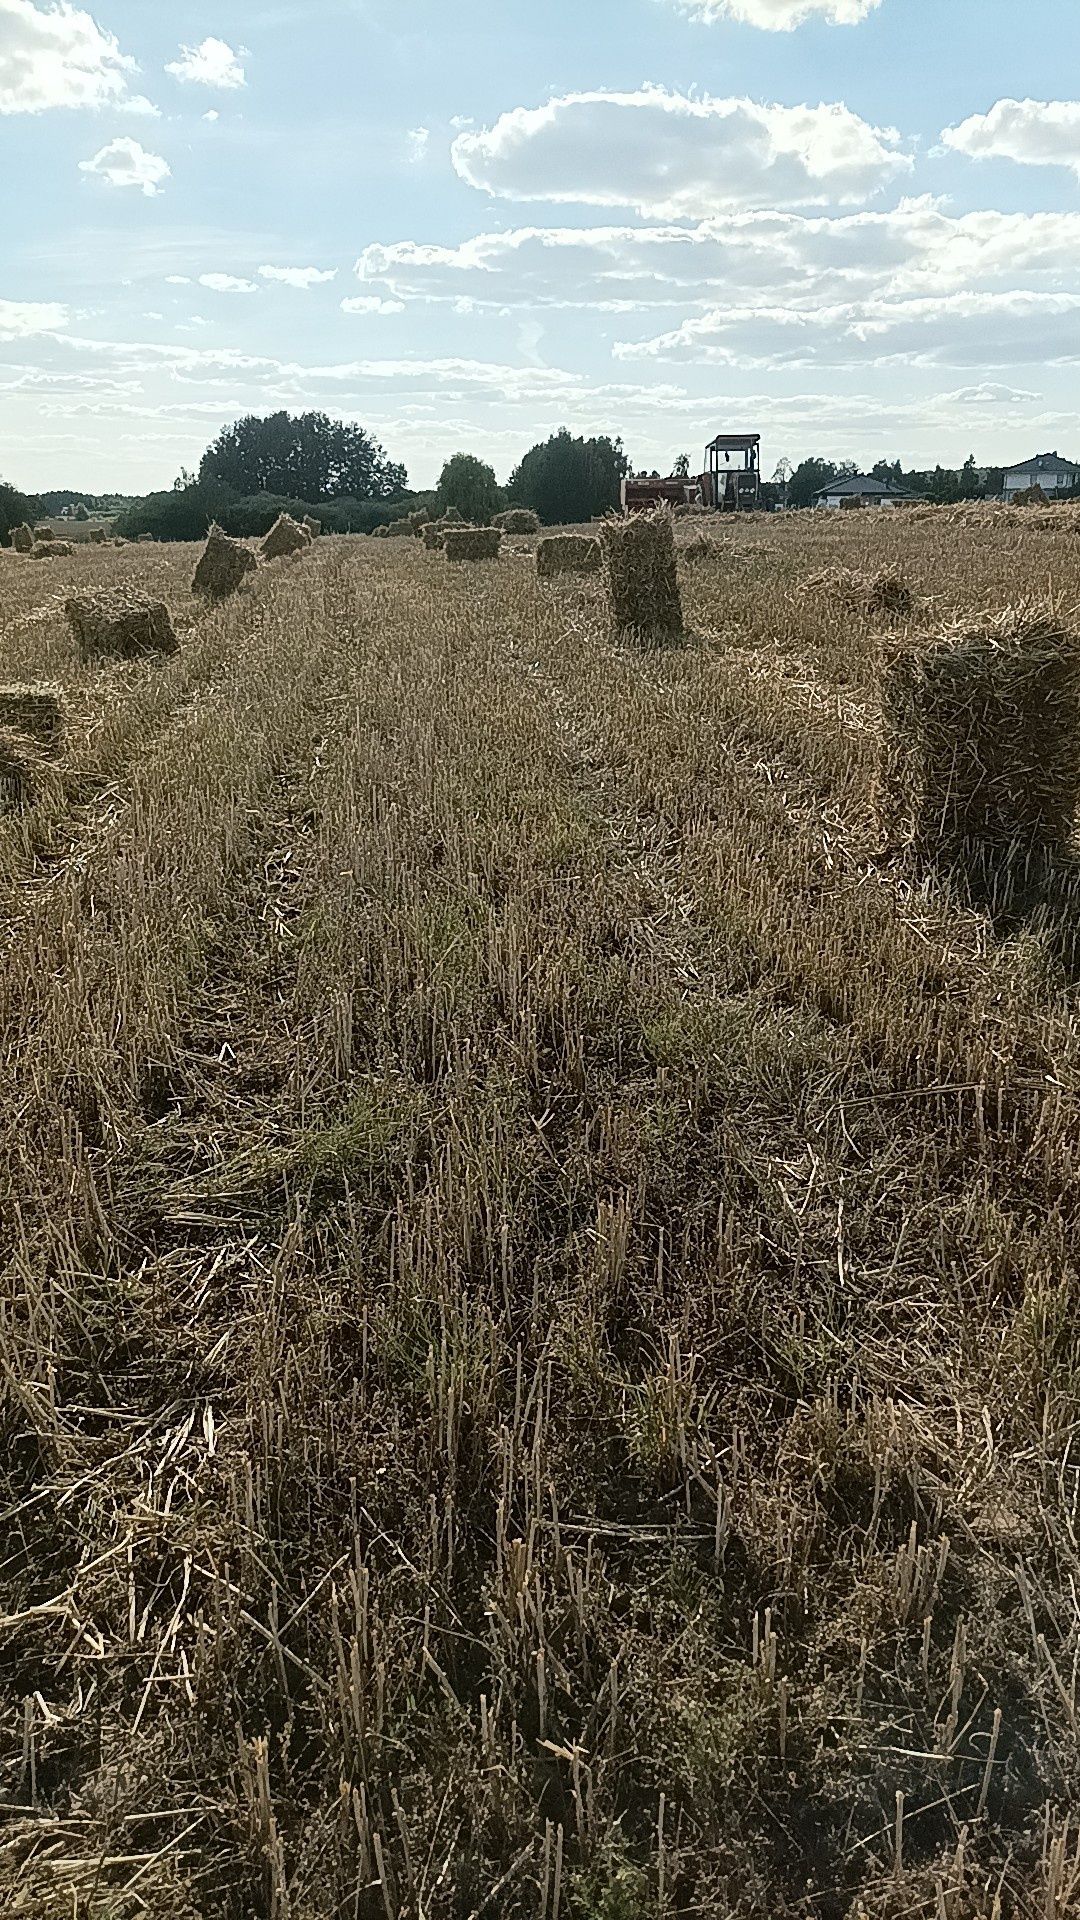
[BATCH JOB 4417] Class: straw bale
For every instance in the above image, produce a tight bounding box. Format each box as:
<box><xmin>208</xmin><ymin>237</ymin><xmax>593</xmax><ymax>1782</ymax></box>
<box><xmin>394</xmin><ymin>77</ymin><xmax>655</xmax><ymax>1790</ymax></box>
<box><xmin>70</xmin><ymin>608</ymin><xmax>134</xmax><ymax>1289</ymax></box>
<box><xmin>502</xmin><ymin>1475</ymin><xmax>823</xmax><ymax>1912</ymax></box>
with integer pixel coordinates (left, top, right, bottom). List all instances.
<box><xmin>260</xmin><ymin>513</ymin><xmax>311</xmax><ymax>560</ymax></box>
<box><xmin>302</xmin><ymin>515</ymin><xmax>321</xmax><ymax>539</ymax></box>
<box><xmin>30</xmin><ymin>540</ymin><xmax>74</xmax><ymax>558</ymax></box>
<box><xmin>495</xmin><ymin>509</ymin><xmax>541</xmax><ymax>534</ymax></box>
<box><xmin>536</xmin><ymin>534</ymin><xmax>601</xmax><ymax>579</ymax></box>
<box><xmin>386</xmin><ymin>519</ymin><xmax>415</xmax><ymax>539</ymax></box>
<box><xmin>0</xmin><ymin>686</ymin><xmax>64</xmax><ymax>755</ymax></box>
<box><xmin>599</xmin><ymin>507</ymin><xmax>684</xmax><ymax>645</ymax></box>
<box><xmin>804</xmin><ymin>564</ymin><xmax>915</xmax><ymax>621</ymax></box>
<box><xmin>88</xmin><ymin>527</ymin><xmax>107</xmax><ymax>545</ymax></box>
<box><xmin>876</xmin><ymin>601</ymin><xmax>1080</xmax><ymax>860</ymax></box>
<box><xmin>66</xmin><ymin>588</ymin><xmax>178</xmax><ymax>661</ymax></box>
<box><xmin>11</xmin><ymin>524</ymin><xmax>33</xmax><ymax>554</ymax></box>
<box><xmin>33</xmin><ymin>525</ymin><xmax>54</xmax><ymax>542</ymax></box>
<box><xmin>422</xmin><ymin>524</ymin><xmax>444</xmax><ymax>550</ymax></box>
<box><xmin>444</xmin><ymin>528</ymin><xmax>502</xmax><ymax>564</ymax></box>
<box><xmin>192</xmin><ymin>524</ymin><xmax>257</xmax><ymax>602</ymax></box>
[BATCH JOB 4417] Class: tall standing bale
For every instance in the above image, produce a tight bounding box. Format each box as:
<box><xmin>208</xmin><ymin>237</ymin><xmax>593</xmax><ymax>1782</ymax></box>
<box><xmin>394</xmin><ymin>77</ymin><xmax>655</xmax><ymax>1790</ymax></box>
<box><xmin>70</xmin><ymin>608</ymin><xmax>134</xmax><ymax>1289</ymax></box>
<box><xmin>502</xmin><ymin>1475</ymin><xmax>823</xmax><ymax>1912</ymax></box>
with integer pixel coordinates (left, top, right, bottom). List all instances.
<box><xmin>495</xmin><ymin>509</ymin><xmax>541</xmax><ymax>535</ymax></box>
<box><xmin>11</xmin><ymin>524</ymin><xmax>33</xmax><ymax>554</ymax></box>
<box><xmin>536</xmin><ymin>534</ymin><xmax>602</xmax><ymax>579</ymax></box>
<box><xmin>599</xmin><ymin>507</ymin><xmax>684</xmax><ymax>645</ymax></box>
<box><xmin>302</xmin><ymin>515</ymin><xmax>321</xmax><ymax>539</ymax></box>
<box><xmin>444</xmin><ymin>528</ymin><xmax>502</xmax><ymax>564</ymax></box>
<box><xmin>260</xmin><ymin>513</ymin><xmax>311</xmax><ymax>560</ymax></box>
<box><xmin>66</xmin><ymin>589</ymin><xmax>178</xmax><ymax>661</ymax></box>
<box><xmin>0</xmin><ymin>686</ymin><xmax>64</xmax><ymax>756</ymax></box>
<box><xmin>192</xmin><ymin>524</ymin><xmax>257</xmax><ymax>602</ymax></box>
<box><xmin>876</xmin><ymin>601</ymin><xmax>1080</xmax><ymax>861</ymax></box>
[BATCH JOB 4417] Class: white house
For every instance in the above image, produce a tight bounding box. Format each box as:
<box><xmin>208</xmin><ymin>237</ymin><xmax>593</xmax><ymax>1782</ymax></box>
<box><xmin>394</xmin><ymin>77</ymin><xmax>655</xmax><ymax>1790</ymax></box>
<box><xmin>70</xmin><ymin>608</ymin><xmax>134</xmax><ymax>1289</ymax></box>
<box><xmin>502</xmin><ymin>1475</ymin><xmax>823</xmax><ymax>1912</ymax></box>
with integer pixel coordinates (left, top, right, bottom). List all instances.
<box><xmin>813</xmin><ymin>475</ymin><xmax>921</xmax><ymax>511</ymax></box>
<box><xmin>1003</xmin><ymin>451</ymin><xmax>1080</xmax><ymax>501</ymax></box>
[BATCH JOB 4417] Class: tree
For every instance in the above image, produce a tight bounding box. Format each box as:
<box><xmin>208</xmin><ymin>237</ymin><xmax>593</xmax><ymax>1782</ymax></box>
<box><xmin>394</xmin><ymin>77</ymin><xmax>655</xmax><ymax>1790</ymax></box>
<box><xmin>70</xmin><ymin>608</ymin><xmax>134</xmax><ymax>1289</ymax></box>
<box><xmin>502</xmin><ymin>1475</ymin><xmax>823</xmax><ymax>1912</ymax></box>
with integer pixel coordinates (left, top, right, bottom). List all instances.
<box><xmin>672</xmin><ymin>452</ymin><xmax>690</xmax><ymax>479</ymax></box>
<box><xmin>959</xmin><ymin>454</ymin><xmax>980</xmax><ymax>500</ymax></box>
<box><xmin>0</xmin><ymin>479</ymin><xmax>36</xmax><ymax>546</ymax></box>
<box><xmin>199</xmin><ymin>410</ymin><xmax>406</xmax><ymax>502</ymax></box>
<box><xmin>74</xmin><ymin>501</ymin><xmax>90</xmax><ymax>521</ymax></box>
<box><xmin>436</xmin><ymin>453</ymin><xmax>502</xmax><ymax>525</ymax></box>
<box><xmin>507</xmin><ymin>429</ymin><xmax>628</xmax><ymax>525</ymax></box>
<box><xmin>788</xmin><ymin>458</ymin><xmax>839</xmax><ymax>510</ymax></box>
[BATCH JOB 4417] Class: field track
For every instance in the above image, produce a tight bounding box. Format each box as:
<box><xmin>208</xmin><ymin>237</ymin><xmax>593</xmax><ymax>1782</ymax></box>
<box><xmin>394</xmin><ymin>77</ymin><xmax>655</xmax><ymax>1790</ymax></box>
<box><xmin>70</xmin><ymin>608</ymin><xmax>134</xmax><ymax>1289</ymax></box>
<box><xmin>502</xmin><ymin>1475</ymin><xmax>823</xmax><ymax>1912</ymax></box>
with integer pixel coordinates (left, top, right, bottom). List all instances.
<box><xmin>2</xmin><ymin>516</ymin><xmax>1080</xmax><ymax>1918</ymax></box>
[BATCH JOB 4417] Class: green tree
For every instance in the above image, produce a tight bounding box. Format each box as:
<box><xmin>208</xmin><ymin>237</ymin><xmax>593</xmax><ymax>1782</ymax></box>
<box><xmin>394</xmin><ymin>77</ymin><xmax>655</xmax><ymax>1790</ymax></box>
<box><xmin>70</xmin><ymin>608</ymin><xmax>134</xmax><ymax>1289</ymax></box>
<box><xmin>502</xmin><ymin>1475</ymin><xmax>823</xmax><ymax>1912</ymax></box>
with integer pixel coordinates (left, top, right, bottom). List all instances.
<box><xmin>73</xmin><ymin>501</ymin><xmax>90</xmax><ymax>521</ymax></box>
<box><xmin>959</xmin><ymin>454</ymin><xmax>980</xmax><ymax>499</ymax></box>
<box><xmin>0</xmin><ymin>479</ymin><xmax>36</xmax><ymax>546</ymax></box>
<box><xmin>672</xmin><ymin>451</ymin><xmax>690</xmax><ymax>478</ymax></box>
<box><xmin>508</xmin><ymin>429</ymin><xmax>628</xmax><ymax>525</ymax></box>
<box><xmin>199</xmin><ymin>410</ymin><xmax>406</xmax><ymax>502</ymax></box>
<box><xmin>436</xmin><ymin>452</ymin><xmax>502</xmax><ymax>524</ymax></box>
<box><xmin>788</xmin><ymin>458</ymin><xmax>840</xmax><ymax>510</ymax></box>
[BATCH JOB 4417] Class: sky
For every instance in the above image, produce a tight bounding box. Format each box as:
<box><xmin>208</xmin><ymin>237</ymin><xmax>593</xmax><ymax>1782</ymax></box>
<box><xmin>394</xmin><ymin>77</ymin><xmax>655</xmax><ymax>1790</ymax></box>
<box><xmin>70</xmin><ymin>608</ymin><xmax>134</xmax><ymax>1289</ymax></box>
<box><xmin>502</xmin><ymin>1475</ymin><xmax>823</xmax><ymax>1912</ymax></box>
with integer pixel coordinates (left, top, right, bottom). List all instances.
<box><xmin>3</xmin><ymin>0</ymin><xmax>1080</xmax><ymax>495</ymax></box>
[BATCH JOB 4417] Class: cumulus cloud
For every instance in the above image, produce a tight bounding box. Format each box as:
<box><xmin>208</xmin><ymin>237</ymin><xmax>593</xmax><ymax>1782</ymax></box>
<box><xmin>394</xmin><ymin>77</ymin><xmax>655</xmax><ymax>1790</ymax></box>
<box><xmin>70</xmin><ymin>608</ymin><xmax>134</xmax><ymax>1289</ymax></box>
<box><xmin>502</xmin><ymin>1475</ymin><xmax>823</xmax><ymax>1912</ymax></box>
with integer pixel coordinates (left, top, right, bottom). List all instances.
<box><xmin>341</xmin><ymin>295</ymin><xmax>406</xmax><ymax>315</ymax></box>
<box><xmin>451</xmin><ymin>86</ymin><xmax>911</xmax><ymax>217</ymax></box>
<box><xmin>259</xmin><ymin>265</ymin><xmax>338</xmax><ymax>289</ymax></box>
<box><xmin>671</xmin><ymin>0</ymin><xmax>882</xmax><ymax>23</ymax></box>
<box><xmin>166</xmin><ymin>37</ymin><xmax>245</xmax><ymax>89</ymax></box>
<box><xmin>0</xmin><ymin>295</ymin><xmax>67</xmax><ymax>335</ymax></box>
<box><xmin>356</xmin><ymin>203</ymin><xmax>1080</xmax><ymax>313</ymax></box>
<box><xmin>79</xmin><ymin>137</ymin><xmax>169</xmax><ymax>195</ymax></box>
<box><xmin>0</xmin><ymin>0</ymin><xmax>135</xmax><ymax>113</ymax></box>
<box><xmin>615</xmin><ymin>289</ymin><xmax>1080</xmax><ymax>370</ymax></box>
<box><xmin>198</xmin><ymin>272</ymin><xmax>257</xmax><ymax>294</ymax></box>
<box><xmin>942</xmin><ymin>98</ymin><xmax>1080</xmax><ymax>176</ymax></box>
<box><xmin>942</xmin><ymin>382</ymin><xmax>1039</xmax><ymax>405</ymax></box>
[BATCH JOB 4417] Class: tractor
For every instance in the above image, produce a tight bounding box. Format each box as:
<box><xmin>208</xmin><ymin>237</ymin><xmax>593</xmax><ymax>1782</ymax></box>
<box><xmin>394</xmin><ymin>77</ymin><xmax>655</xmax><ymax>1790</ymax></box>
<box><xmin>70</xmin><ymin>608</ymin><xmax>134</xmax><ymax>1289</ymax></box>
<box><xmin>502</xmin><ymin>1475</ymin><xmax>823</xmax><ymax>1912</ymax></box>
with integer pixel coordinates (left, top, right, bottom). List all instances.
<box><xmin>622</xmin><ymin>433</ymin><xmax>761</xmax><ymax>514</ymax></box>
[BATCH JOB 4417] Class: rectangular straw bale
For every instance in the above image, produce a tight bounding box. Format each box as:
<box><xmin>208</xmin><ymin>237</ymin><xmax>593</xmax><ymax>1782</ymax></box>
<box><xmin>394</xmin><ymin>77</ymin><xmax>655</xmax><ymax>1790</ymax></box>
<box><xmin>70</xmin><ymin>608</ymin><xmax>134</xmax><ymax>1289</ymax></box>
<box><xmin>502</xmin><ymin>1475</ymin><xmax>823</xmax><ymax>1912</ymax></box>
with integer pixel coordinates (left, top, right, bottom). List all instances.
<box><xmin>261</xmin><ymin>513</ymin><xmax>311</xmax><ymax>560</ymax></box>
<box><xmin>11</xmin><ymin>524</ymin><xmax>33</xmax><ymax>554</ymax></box>
<box><xmin>66</xmin><ymin>589</ymin><xmax>178</xmax><ymax>661</ymax></box>
<box><xmin>444</xmin><ymin>528</ymin><xmax>502</xmax><ymax>563</ymax></box>
<box><xmin>536</xmin><ymin>534</ymin><xmax>601</xmax><ymax>579</ymax></box>
<box><xmin>192</xmin><ymin>524</ymin><xmax>257</xmax><ymax>601</ymax></box>
<box><xmin>496</xmin><ymin>509</ymin><xmax>542</xmax><ymax>534</ymax></box>
<box><xmin>599</xmin><ymin>507</ymin><xmax>683</xmax><ymax>644</ymax></box>
<box><xmin>0</xmin><ymin>686</ymin><xmax>64</xmax><ymax>755</ymax></box>
<box><xmin>876</xmin><ymin>601</ymin><xmax>1080</xmax><ymax>858</ymax></box>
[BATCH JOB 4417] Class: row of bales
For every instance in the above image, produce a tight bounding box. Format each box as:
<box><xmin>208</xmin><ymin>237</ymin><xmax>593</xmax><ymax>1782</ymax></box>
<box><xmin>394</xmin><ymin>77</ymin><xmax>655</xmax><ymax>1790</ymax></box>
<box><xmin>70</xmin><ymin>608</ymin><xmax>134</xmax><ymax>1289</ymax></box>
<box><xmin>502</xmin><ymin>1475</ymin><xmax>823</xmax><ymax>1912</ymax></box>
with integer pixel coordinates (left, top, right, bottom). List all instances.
<box><xmin>0</xmin><ymin>513</ymin><xmax>319</xmax><ymax>814</ymax></box>
<box><xmin>9</xmin><ymin>522</ymin><xmax>125</xmax><ymax>559</ymax></box>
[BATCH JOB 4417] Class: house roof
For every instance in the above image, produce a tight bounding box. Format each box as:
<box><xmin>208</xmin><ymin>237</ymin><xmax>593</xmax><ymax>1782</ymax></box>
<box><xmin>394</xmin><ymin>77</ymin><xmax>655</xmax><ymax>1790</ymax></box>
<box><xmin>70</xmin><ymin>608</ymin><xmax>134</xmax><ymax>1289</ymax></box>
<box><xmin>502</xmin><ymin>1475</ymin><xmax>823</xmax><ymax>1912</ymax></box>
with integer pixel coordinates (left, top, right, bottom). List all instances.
<box><xmin>1007</xmin><ymin>450</ymin><xmax>1080</xmax><ymax>476</ymax></box>
<box><xmin>812</xmin><ymin>474</ymin><xmax>920</xmax><ymax>499</ymax></box>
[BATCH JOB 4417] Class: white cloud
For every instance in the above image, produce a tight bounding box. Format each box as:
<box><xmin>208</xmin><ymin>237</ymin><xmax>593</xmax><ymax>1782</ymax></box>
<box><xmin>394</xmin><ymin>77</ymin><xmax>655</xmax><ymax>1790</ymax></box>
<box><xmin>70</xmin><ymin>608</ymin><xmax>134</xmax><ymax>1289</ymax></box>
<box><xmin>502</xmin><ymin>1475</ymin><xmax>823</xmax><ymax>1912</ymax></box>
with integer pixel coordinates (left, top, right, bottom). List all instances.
<box><xmin>356</xmin><ymin>203</ymin><xmax>1080</xmax><ymax>314</ymax></box>
<box><xmin>0</xmin><ymin>0</ymin><xmax>134</xmax><ymax>113</ymax></box>
<box><xmin>203</xmin><ymin>108</ymin><xmax>218</xmax><ymax>122</ymax></box>
<box><xmin>942</xmin><ymin>98</ymin><xmax>1080</xmax><ymax>177</ymax></box>
<box><xmin>165</xmin><ymin>36</ymin><xmax>245</xmax><ymax>90</ymax></box>
<box><xmin>79</xmin><ymin>137</ymin><xmax>169</xmax><ymax>196</ymax></box>
<box><xmin>942</xmin><ymin>382</ymin><xmax>1039</xmax><ymax>406</ymax></box>
<box><xmin>407</xmin><ymin>125</ymin><xmax>429</xmax><ymax>162</ymax></box>
<box><xmin>0</xmin><ymin>296</ymin><xmax>67</xmax><ymax>335</ymax></box>
<box><xmin>671</xmin><ymin>0</ymin><xmax>881</xmax><ymax>23</ymax></box>
<box><xmin>119</xmin><ymin>93</ymin><xmax>160</xmax><ymax>118</ymax></box>
<box><xmin>451</xmin><ymin>86</ymin><xmax>911</xmax><ymax>217</ymax></box>
<box><xmin>165</xmin><ymin>274</ymin><xmax>190</xmax><ymax>285</ymax></box>
<box><xmin>341</xmin><ymin>295</ymin><xmax>406</xmax><ymax>315</ymax></box>
<box><xmin>259</xmin><ymin>264</ymin><xmax>338</xmax><ymax>289</ymax></box>
<box><xmin>615</xmin><ymin>289</ymin><xmax>1080</xmax><ymax>371</ymax></box>
<box><xmin>198</xmin><ymin>272</ymin><xmax>257</xmax><ymax>294</ymax></box>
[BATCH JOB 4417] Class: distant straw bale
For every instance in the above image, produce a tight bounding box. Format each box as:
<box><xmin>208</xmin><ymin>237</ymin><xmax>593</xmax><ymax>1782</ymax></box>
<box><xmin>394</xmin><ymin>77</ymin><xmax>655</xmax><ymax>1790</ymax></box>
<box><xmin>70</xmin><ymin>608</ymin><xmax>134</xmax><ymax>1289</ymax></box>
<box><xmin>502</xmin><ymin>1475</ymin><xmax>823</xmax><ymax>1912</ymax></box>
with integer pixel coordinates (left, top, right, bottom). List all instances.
<box><xmin>88</xmin><ymin>528</ymin><xmax>107</xmax><ymax>545</ymax></box>
<box><xmin>66</xmin><ymin>589</ymin><xmax>178</xmax><ymax>661</ymax></box>
<box><xmin>371</xmin><ymin>525</ymin><xmax>389</xmax><ymax>539</ymax></box>
<box><xmin>261</xmin><ymin>514</ymin><xmax>311</xmax><ymax>560</ymax></box>
<box><xmin>30</xmin><ymin>540</ymin><xmax>74</xmax><ymax>558</ymax></box>
<box><xmin>408</xmin><ymin>510</ymin><xmax>432</xmax><ymax>534</ymax></box>
<box><xmin>599</xmin><ymin>507</ymin><xmax>684</xmax><ymax>645</ymax></box>
<box><xmin>804</xmin><ymin>564</ymin><xmax>915</xmax><ymax>622</ymax></box>
<box><xmin>302</xmin><ymin>515</ymin><xmax>321</xmax><ymax>539</ymax></box>
<box><xmin>876</xmin><ymin>600</ymin><xmax>1080</xmax><ymax>861</ymax></box>
<box><xmin>1013</xmin><ymin>485</ymin><xmax>1049</xmax><ymax>508</ymax></box>
<box><xmin>422</xmin><ymin>524</ymin><xmax>443</xmax><ymax>551</ymax></box>
<box><xmin>495</xmin><ymin>509</ymin><xmax>541</xmax><ymax>535</ymax></box>
<box><xmin>0</xmin><ymin>686</ymin><xmax>64</xmax><ymax>756</ymax></box>
<box><xmin>33</xmin><ymin>526</ymin><xmax>54</xmax><ymax>542</ymax></box>
<box><xmin>192</xmin><ymin>524</ymin><xmax>257</xmax><ymax>602</ymax></box>
<box><xmin>444</xmin><ymin>528</ymin><xmax>502</xmax><ymax>563</ymax></box>
<box><xmin>536</xmin><ymin>534</ymin><xmax>601</xmax><ymax>579</ymax></box>
<box><xmin>11</xmin><ymin>524</ymin><xmax>33</xmax><ymax>554</ymax></box>
<box><xmin>386</xmin><ymin>519</ymin><xmax>415</xmax><ymax>539</ymax></box>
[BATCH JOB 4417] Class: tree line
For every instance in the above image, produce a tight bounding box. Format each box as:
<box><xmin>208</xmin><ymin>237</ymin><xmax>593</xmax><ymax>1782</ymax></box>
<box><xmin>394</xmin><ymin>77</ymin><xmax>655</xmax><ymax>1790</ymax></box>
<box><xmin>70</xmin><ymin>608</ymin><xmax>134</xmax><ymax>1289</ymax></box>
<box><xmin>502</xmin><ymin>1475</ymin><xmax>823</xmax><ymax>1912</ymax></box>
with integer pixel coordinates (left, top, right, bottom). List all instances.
<box><xmin>783</xmin><ymin>454</ymin><xmax>1010</xmax><ymax>510</ymax></box>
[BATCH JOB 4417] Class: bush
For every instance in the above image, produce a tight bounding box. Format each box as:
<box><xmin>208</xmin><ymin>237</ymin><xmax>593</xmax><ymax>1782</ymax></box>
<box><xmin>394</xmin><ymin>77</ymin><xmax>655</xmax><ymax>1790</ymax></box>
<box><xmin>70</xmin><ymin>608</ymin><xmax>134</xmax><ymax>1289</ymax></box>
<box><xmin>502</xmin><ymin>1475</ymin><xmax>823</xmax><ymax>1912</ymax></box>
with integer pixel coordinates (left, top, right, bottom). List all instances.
<box><xmin>0</xmin><ymin>481</ymin><xmax>38</xmax><ymax>549</ymax></box>
<box><xmin>115</xmin><ymin>487</ymin><xmax>425</xmax><ymax>543</ymax></box>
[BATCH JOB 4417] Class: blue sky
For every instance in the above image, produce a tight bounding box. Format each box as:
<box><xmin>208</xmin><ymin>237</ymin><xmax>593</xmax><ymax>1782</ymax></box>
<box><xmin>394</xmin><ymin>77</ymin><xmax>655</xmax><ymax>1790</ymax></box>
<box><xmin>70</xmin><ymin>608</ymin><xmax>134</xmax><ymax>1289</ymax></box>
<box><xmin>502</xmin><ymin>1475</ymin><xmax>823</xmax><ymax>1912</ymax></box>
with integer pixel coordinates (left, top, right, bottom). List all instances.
<box><xmin>3</xmin><ymin>0</ymin><xmax>1080</xmax><ymax>493</ymax></box>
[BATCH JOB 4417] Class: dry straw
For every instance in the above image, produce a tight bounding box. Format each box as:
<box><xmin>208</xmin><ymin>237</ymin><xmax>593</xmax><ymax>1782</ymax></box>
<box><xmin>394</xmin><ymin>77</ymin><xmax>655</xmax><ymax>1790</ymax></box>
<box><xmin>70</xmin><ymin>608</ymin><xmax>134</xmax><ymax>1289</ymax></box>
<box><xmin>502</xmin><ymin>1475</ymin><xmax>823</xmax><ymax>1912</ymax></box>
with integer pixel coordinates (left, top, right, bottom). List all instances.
<box><xmin>33</xmin><ymin>525</ymin><xmax>54</xmax><ymax>542</ymax></box>
<box><xmin>422</xmin><ymin>524</ymin><xmax>443</xmax><ymax>551</ymax></box>
<box><xmin>261</xmin><ymin>514</ymin><xmax>311</xmax><ymax>560</ymax></box>
<box><xmin>30</xmin><ymin>539</ymin><xmax>74</xmax><ymax>558</ymax></box>
<box><xmin>444</xmin><ymin>528</ymin><xmax>502</xmax><ymax>564</ymax></box>
<box><xmin>66</xmin><ymin>589</ymin><xmax>178</xmax><ymax>661</ymax></box>
<box><xmin>495</xmin><ymin>509</ymin><xmax>541</xmax><ymax>535</ymax></box>
<box><xmin>599</xmin><ymin>506</ymin><xmax>684</xmax><ymax>645</ymax></box>
<box><xmin>805</xmin><ymin>564</ymin><xmax>915</xmax><ymax>621</ymax></box>
<box><xmin>11</xmin><ymin>524</ymin><xmax>33</xmax><ymax>555</ymax></box>
<box><xmin>88</xmin><ymin>528</ymin><xmax>107</xmax><ymax>546</ymax></box>
<box><xmin>192</xmin><ymin>524</ymin><xmax>257</xmax><ymax>602</ymax></box>
<box><xmin>876</xmin><ymin>600</ymin><xmax>1080</xmax><ymax>859</ymax></box>
<box><xmin>0</xmin><ymin>686</ymin><xmax>64</xmax><ymax>756</ymax></box>
<box><xmin>386</xmin><ymin>519</ymin><xmax>415</xmax><ymax>539</ymax></box>
<box><xmin>536</xmin><ymin>534</ymin><xmax>601</xmax><ymax>579</ymax></box>
<box><xmin>0</xmin><ymin>725</ymin><xmax>51</xmax><ymax>811</ymax></box>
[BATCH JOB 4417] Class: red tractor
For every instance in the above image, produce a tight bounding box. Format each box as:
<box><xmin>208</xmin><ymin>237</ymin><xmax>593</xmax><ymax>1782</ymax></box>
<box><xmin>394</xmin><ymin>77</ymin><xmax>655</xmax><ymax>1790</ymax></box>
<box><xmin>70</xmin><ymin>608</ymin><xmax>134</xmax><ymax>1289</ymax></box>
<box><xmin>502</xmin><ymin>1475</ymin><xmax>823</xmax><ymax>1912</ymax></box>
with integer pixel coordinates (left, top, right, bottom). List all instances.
<box><xmin>622</xmin><ymin>433</ymin><xmax>761</xmax><ymax>514</ymax></box>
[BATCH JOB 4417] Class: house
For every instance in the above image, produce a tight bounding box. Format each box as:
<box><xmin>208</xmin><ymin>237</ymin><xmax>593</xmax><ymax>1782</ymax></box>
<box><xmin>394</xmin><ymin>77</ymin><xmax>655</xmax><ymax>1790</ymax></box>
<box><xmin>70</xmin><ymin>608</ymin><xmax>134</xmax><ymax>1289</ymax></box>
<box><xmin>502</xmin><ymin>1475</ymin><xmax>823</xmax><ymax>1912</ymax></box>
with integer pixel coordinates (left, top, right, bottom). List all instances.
<box><xmin>813</xmin><ymin>475</ymin><xmax>921</xmax><ymax>511</ymax></box>
<box><xmin>1003</xmin><ymin>451</ymin><xmax>1080</xmax><ymax>501</ymax></box>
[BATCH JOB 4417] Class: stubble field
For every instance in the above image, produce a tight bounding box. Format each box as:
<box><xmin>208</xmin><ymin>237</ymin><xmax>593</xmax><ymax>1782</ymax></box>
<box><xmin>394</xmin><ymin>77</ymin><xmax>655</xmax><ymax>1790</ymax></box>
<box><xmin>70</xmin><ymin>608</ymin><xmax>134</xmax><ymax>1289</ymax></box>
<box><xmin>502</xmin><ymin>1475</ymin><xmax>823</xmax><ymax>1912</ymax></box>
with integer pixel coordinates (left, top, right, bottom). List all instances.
<box><xmin>2</xmin><ymin>511</ymin><xmax>1080</xmax><ymax>1919</ymax></box>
